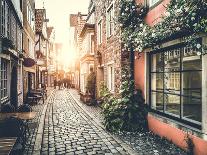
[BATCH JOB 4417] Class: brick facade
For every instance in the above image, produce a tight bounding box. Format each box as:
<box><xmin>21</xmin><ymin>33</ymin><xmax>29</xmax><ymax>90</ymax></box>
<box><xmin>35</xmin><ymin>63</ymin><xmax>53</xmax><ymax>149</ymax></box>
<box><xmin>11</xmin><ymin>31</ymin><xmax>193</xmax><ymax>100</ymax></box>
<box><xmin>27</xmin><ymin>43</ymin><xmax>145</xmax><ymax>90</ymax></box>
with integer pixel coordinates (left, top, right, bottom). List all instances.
<box><xmin>94</xmin><ymin>0</ymin><xmax>128</xmax><ymax>96</ymax></box>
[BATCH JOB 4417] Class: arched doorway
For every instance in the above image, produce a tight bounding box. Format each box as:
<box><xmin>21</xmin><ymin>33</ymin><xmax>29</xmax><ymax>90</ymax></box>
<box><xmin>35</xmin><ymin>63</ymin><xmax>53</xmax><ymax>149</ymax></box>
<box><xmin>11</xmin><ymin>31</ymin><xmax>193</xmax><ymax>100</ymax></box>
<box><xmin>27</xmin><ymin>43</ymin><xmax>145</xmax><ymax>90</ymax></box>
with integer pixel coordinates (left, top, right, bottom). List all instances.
<box><xmin>10</xmin><ymin>66</ymin><xmax>18</xmax><ymax>109</ymax></box>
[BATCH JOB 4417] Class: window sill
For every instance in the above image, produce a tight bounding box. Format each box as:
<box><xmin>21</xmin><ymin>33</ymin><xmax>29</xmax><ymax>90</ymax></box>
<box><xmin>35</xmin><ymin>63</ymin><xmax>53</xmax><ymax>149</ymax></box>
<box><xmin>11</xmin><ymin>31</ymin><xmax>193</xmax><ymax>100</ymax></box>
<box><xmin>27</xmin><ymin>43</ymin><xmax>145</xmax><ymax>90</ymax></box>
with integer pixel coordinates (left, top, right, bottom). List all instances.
<box><xmin>148</xmin><ymin>0</ymin><xmax>163</xmax><ymax>11</ymax></box>
<box><xmin>148</xmin><ymin>112</ymin><xmax>207</xmax><ymax>139</ymax></box>
<box><xmin>149</xmin><ymin>110</ymin><xmax>201</xmax><ymax>129</ymax></box>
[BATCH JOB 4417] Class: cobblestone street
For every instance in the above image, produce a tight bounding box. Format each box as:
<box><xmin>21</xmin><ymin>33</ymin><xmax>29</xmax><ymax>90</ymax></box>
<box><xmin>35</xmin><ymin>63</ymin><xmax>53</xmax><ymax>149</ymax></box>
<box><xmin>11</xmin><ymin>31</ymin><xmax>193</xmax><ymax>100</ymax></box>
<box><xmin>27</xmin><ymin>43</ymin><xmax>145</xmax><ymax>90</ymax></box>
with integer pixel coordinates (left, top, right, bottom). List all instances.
<box><xmin>21</xmin><ymin>88</ymin><xmax>187</xmax><ymax>155</ymax></box>
<box><xmin>40</xmin><ymin>89</ymin><xmax>130</xmax><ymax>155</ymax></box>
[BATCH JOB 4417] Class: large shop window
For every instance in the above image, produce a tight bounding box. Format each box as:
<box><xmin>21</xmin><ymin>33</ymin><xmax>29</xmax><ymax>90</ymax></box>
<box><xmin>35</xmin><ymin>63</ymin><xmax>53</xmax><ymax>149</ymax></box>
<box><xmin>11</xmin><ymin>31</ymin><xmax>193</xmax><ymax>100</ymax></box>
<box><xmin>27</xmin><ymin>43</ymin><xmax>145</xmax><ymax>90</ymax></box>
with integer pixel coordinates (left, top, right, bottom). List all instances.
<box><xmin>150</xmin><ymin>46</ymin><xmax>202</xmax><ymax>124</ymax></box>
<box><xmin>0</xmin><ymin>59</ymin><xmax>8</xmax><ymax>100</ymax></box>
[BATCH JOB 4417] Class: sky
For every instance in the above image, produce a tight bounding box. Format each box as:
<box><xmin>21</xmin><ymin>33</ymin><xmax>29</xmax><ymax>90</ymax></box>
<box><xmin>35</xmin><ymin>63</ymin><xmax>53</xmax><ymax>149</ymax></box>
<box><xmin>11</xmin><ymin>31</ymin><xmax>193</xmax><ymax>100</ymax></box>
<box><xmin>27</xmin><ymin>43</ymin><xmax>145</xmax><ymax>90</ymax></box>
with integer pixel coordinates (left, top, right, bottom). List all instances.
<box><xmin>36</xmin><ymin>0</ymin><xmax>90</xmax><ymax>56</ymax></box>
<box><xmin>35</xmin><ymin>0</ymin><xmax>90</xmax><ymax>68</ymax></box>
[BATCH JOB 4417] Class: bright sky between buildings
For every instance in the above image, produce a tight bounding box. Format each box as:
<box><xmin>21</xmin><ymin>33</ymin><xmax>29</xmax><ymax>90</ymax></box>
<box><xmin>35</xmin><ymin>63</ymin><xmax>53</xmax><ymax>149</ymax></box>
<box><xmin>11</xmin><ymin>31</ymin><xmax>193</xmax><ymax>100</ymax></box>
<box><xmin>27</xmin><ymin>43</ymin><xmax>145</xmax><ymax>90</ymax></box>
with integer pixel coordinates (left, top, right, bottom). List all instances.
<box><xmin>35</xmin><ymin>0</ymin><xmax>90</xmax><ymax>65</ymax></box>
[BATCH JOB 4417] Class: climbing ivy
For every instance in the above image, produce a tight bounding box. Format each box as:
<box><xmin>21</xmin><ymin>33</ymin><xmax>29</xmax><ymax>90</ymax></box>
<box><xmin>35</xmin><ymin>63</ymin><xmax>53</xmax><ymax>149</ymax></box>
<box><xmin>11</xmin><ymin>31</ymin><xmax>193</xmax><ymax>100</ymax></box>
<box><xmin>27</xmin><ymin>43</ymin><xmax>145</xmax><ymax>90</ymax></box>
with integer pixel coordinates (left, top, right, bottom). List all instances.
<box><xmin>119</xmin><ymin>0</ymin><xmax>207</xmax><ymax>54</ymax></box>
<box><xmin>101</xmin><ymin>67</ymin><xmax>148</xmax><ymax>132</ymax></box>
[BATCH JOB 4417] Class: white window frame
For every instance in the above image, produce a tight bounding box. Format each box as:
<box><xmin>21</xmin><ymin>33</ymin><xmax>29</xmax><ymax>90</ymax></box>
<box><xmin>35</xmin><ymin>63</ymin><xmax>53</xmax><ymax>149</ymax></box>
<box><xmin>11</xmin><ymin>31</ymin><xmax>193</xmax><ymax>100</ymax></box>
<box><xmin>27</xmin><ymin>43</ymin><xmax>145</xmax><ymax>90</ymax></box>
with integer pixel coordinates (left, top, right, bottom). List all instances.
<box><xmin>106</xmin><ymin>3</ymin><xmax>114</xmax><ymax>38</ymax></box>
<box><xmin>149</xmin><ymin>0</ymin><xmax>160</xmax><ymax>7</ymax></box>
<box><xmin>0</xmin><ymin>59</ymin><xmax>8</xmax><ymax>101</ymax></box>
<box><xmin>107</xmin><ymin>64</ymin><xmax>115</xmax><ymax>92</ymax></box>
<box><xmin>27</xmin><ymin>2</ymin><xmax>35</xmax><ymax>31</ymax></box>
<box><xmin>97</xmin><ymin>19</ymin><xmax>102</xmax><ymax>44</ymax></box>
<box><xmin>90</xmin><ymin>34</ymin><xmax>94</xmax><ymax>55</ymax></box>
<box><xmin>1</xmin><ymin>0</ymin><xmax>9</xmax><ymax>37</ymax></box>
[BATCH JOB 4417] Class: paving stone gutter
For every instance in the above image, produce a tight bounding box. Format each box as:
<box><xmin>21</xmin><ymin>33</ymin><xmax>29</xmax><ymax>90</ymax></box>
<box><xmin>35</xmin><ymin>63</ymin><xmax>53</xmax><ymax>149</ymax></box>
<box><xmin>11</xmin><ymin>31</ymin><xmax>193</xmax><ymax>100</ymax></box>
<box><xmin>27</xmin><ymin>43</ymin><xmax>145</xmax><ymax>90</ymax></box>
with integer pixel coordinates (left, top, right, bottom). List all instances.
<box><xmin>33</xmin><ymin>89</ymin><xmax>55</xmax><ymax>155</ymax></box>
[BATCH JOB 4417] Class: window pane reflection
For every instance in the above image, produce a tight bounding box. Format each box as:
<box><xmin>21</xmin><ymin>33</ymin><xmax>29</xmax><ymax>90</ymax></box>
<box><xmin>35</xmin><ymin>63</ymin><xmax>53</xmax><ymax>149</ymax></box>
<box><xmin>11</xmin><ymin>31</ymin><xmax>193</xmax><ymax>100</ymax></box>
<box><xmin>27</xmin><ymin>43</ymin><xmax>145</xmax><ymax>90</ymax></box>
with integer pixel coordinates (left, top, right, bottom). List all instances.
<box><xmin>150</xmin><ymin>45</ymin><xmax>202</xmax><ymax>123</ymax></box>
<box><xmin>151</xmin><ymin>91</ymin><xmax>163</xmax><ymax>111</ymax></box>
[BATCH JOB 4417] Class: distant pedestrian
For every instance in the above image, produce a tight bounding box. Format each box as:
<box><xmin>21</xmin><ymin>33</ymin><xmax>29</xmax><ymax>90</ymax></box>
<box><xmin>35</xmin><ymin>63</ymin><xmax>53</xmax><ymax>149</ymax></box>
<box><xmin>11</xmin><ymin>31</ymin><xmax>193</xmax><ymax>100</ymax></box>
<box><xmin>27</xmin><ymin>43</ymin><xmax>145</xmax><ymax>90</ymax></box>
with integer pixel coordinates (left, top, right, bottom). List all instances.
<box><xmin>54</xmin><ymin>79</ymin><xmax>57</xmax><ymax>89</ymax></box>
<box><xmin>58</xmin><ymin>80</ymin><xmax>61</xmax><ymax>90</ymax></box>
<box><xmin>66</xmin><ymin>78</ymin><xmax>71</xmax><ymax>89</ymax></box>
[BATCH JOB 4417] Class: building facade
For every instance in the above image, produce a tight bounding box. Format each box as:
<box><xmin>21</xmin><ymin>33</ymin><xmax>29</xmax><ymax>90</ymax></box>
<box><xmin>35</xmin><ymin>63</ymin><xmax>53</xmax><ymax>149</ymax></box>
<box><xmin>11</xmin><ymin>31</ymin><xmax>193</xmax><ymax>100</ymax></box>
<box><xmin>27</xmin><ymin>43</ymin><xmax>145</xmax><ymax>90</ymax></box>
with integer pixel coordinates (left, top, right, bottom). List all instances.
<box><xmin>133</xmin><ymin>0</ymin><xmax>207</xmax><ymax>154</ymax></box>
<box><xmin>0</xmin><ymin>0</ymin><xmax>24</xmax><ymax>109</ymax></box>
<box><xmin>22</xmin><ymin>0</ymin><xmax>36</xmax><ymax>100</ymax></box>
<box><xmin>94</xmin><ymin>0</ymin><xmax>123</xmax><ymax>97</ymax></box>
<box><xmin>35</xmin><ymin>9</ymin><xmax>48</xmax><ymax>88</ymax></box>
<box><xmin>46</xmin><ymin>27</ymin><xmax>55</xmax><ymax>87</ymax></box>
<box><xmin>69</xmin><ymin>12</ymin><xmax>87</xmax><ymax>90</ymax></box>
<box><xmin>79</xmin><ymin>2</ymin><xmax>95</xmax><ymax>94</ymax></box>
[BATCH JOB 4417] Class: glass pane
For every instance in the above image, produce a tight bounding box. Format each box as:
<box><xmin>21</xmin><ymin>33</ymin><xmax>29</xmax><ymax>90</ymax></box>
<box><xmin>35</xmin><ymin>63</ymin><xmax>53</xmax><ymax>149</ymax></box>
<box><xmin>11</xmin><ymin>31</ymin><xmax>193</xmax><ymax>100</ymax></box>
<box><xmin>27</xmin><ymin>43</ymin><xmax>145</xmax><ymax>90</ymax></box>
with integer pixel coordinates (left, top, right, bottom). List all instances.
<box><xmin>151</xmin><ymin>91</ymin><xmax>163</xmax><ymax>111</ymax></box>
<box><xmin>182</xmin><ymin>71</ymin><xmax>201</xmax><ymax>122</ymax></box>
<box><xmin>182</xmin><ymin>71</ymin><xmax>201</xmax><ymax>96</ymax></box>
<box><xmin>182</xmin><ymin>56</ymin><xmax>201</xmax><ymax>71</ymax></box>
<box><xmin>164</xmin><ymin>72</ymin><xmax>180</xmax><ymax>94</ymax></box>
<box><xmin>151</xmin><ymin>73</ymin><xmax>163</xmax><ymax>91</ymax></box>
<box><xmin>164</xmin><ymin>50</ymin><xmax>180</xmax><ymax>73</ymax></box>
<box><xmin>182</xmin><ymin>96</ymin><xmax>201</xmax><ymax>122</ymax></box>
<box><xmin>151</xmin><ymin>53</ymin><xmax>163</xmax><ymax>72</ymax></box>
<box><xmin>164</xmin><ymin>93</ymin><xmax>180</xmax><ymax>116</ymax></box>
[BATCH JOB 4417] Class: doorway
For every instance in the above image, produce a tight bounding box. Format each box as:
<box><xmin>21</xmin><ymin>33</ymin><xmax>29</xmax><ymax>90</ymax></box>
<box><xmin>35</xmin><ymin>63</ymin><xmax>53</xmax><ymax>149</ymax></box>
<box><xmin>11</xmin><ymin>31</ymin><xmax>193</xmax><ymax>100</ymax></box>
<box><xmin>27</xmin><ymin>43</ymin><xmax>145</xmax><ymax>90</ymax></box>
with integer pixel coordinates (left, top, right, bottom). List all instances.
<box><xmin>10</xmin><ymin>66</ymin><xmax>18</xmax><ymax>109</ymax></box>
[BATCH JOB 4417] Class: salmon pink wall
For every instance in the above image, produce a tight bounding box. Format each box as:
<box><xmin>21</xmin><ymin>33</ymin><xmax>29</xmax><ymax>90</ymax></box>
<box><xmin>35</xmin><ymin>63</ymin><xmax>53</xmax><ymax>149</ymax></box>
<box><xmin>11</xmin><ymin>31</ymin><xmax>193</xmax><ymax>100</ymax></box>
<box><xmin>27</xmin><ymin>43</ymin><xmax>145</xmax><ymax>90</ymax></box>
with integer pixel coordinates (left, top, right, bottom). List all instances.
<box><xmin>145</xmin><ymin>0</ymin><xmax>170</xmax><ymax>26</ymax></box>
<box><xmin>134</xmin><ymin>0</ymin><xmax>207</xmax><ymax>154</ymax></box>
<box><xmin>148</xmin><ymin>115</ymin><xmax>207</xmax><ymax>155</ymax></box>
<box><xmin>134</xmin><ymin>52</ymin><xmax>145</xmax><ymax>96</ymax></box>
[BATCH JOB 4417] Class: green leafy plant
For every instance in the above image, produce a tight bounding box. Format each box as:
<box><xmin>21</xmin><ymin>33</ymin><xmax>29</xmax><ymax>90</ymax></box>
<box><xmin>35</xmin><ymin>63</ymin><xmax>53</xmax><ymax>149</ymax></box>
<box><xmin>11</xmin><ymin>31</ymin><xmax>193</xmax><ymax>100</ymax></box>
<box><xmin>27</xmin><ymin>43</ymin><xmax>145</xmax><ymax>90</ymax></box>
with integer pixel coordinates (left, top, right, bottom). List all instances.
<box><xmin>119</xmin><ymin>0</ymin><xmax>207</xmax><ymax>54</ymax></box>
<box><xmin>86</xmin><ymin>71</ymin><xmax>96</xmax><ymax>99</ymax></box>
<box><xmin>184</xmin><ymin>132</ymin><xmax>194</xmax><ymax>155</ymax></box>
<box><xmin>101</xmin><ymin>67</ymin><xmax>148</xmax><ymax>132</ymax></box>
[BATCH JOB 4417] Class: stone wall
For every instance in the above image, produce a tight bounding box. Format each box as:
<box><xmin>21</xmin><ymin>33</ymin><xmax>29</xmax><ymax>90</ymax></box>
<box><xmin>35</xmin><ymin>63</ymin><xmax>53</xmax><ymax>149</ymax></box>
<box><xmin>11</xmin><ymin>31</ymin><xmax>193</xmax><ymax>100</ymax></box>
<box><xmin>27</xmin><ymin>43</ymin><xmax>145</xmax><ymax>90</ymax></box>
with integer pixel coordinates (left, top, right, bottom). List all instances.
<box><xmin>94</xmin><ymin>0</ymin><xmax>130</xmax><ymax>96</ymax></box>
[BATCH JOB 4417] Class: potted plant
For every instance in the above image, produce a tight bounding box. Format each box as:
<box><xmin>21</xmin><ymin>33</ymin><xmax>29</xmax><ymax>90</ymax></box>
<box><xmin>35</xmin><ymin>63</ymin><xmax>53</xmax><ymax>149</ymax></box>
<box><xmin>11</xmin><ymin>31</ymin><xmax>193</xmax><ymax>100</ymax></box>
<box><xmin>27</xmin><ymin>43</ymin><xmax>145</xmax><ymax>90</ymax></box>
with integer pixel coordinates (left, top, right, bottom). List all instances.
<box><xmin>85</xmin><ymin>69</ymin><xmax>96</xmax><ymax>105</ymax></box>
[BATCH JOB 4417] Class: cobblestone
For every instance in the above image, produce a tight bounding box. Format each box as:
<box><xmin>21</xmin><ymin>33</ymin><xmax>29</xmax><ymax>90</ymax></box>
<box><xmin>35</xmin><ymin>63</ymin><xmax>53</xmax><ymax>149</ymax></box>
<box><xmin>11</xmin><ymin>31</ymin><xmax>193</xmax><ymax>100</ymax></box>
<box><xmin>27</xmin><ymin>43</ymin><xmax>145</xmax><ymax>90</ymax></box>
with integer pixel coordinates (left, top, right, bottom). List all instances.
<box><xmin>41</xmin><ymin>89</ymin><xmax>128</xmax><ymax>154</ymax></box>
<box><xmin>21</xmin><ymin>88</ymin><xmax>187</xmax><ymax>155</ymax></box>
<box><xmin>69</xmin><ymin>89</ymin><xmax>187</xmax><ymax>155</ymax></box>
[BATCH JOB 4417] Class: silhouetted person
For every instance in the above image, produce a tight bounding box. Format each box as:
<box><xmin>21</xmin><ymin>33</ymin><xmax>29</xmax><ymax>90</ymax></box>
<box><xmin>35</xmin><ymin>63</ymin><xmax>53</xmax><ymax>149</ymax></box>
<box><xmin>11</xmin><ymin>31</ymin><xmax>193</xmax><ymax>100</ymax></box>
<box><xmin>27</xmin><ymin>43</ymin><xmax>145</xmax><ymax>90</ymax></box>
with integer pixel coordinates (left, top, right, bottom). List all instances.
<box><xmin>54</xmin><ymin>79</ymin><xmax>57</xmax><ymax>89</ymax></box>
<box><xmin>58</xmin><ymin>80</ymin><xmax>61</xmax><ymax>90</ymax></box>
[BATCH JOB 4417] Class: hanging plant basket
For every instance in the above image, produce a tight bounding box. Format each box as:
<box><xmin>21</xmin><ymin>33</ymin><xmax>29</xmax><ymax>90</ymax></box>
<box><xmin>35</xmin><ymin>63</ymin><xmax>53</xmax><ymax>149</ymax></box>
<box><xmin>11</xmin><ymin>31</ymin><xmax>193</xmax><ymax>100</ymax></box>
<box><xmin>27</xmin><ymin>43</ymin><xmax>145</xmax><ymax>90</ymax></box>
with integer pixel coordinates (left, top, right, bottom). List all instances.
<box><xmin>23</xmin><ymin>58</ymin><xmax>36</xmax><ymax>67</ymax></box>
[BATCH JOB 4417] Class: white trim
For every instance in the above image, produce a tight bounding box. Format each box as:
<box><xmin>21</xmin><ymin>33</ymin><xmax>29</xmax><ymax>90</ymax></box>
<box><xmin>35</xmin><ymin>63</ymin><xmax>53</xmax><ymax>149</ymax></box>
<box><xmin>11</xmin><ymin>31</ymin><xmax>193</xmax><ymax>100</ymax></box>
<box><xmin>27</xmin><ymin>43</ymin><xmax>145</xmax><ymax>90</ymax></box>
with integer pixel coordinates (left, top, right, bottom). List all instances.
<box><xmin>0</xmin><ymin>54</ymin><xmax>10</xmax><ymax>60</ymax></box>
<box><xmin>144</xmin><ymin>52</ymin><xmax>147</xmax><ymax>101</ymax></box>
<box><xmin>107</xmin><ymin>64</ymin><xmax>115</xmax><ymax>92</ymax></box>
<box><xmin>106</xmin><ymin>2</ymin><xmax>114</xmax><ymax>38</ymax></box>
<box><xmin>97</xmin><ymin>19</ymin><xmax>102</xmax><ymax>44</ymax></box>
<box><xmin>106</xmin><ymin>61</ymin><xmax>114</xmax><ymax>65</ymax></box>
<box><xmin>149</xmin><ymin>0</ymin><xmax>160</xmax><ymax>7</ymax></box>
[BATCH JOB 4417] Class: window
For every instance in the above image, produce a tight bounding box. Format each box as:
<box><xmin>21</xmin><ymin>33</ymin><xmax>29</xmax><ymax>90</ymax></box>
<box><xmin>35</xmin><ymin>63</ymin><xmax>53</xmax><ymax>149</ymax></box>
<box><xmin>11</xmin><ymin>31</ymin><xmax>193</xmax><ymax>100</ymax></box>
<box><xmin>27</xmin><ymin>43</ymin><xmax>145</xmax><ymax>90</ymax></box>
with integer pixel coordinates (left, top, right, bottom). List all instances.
<box><xmin>97</xmin><ymin>19</ymin><xmax>102</xmax><ymax>44</ymax></box>
<box><xmin>6</xmin><ymin>5</ymin><xmax>10</xmax><ymax>38</ymax></box>
<box><xmin>27</xmin><ymin>3</ymin><xmax>35</xmax><ymax>30</ymax></box>
<box><xmin>1</xmin><ymin>0</ymin><xmax>7</xmax><ymax>36</ymax></box>
<box><xmin>17</xmin><ymin>26</ymin><xmax>22</xmax><ymax>51</ymax></box>
<box><xmin>90</xmin><ymin>35</ymin><xmax>94</xmax><ymax>54</ymax></box>
<box><xmin>149</xmin><ymin>0</ymin><xmax>160</xmax><ymax>7</ymax></box>
<box><xmin>0</xmin><ymin>59</ymin><xmax>8</xmax><ymax>100</ymax></box>
<box><xmin>11</xmin><ymin>13</ymin><xmax>16</xmax><ymax>45</ymax></box>
<box><xmin>107</xmin><ymin>64</ymin><xmax>114</xmax><ymax>92</ymax></box>
<box><xmin>150</xmin><ymin>45</ymin><xmax>202</xmax><ymax>124</ymax></box>
<box><xmin>106</xmin><ymin>4</ymin><xmax>114</xmax><ymax>37</ymax></box>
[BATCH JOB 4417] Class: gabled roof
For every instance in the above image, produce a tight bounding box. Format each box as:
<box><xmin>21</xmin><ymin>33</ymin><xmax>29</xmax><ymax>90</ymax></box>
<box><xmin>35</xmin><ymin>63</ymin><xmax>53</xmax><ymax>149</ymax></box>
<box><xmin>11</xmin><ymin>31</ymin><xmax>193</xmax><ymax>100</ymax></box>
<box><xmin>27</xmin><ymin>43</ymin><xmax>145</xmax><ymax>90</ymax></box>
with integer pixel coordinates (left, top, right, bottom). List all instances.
<box><xmin>35</xmin><ymin>9</ymin><xmax>46</xmax><ymax>33</ymax></box>
<box><xmin>80</xmin><ymin>23</ymin><xmax>95</xmax><ymax>38</ymax></box>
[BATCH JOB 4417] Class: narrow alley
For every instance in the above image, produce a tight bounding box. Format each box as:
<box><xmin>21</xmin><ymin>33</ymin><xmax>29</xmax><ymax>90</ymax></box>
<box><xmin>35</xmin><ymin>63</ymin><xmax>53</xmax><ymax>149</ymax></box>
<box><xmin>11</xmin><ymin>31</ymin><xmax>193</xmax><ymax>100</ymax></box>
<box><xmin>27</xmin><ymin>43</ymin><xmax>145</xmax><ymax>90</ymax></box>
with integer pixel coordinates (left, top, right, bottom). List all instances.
<box><xmin>21</xmin><ymin>89</ymin><xmax>186</xmax><ymax>155</ymax></box>
<box><xmin>37</xmin><ymin>90</ymin><xmax>129</xmax><ymax>155</ymax></box>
